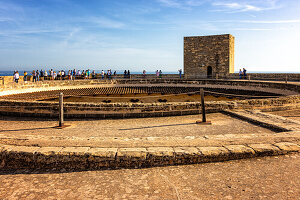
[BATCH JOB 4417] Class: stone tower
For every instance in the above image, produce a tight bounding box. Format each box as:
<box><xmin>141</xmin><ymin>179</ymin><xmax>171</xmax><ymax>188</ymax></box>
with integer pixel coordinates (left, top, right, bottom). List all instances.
<box><xmin>184</xmin><ymin>34</ymin><xmax>234</xmax><ymax>78</ymax></box>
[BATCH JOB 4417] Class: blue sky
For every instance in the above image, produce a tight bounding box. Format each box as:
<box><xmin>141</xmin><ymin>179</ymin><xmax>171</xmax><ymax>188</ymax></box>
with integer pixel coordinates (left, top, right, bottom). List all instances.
<box><xmin>0</xmin><ymin>0</ymin><xmax>300</xmax><ymax>72</ymax></box>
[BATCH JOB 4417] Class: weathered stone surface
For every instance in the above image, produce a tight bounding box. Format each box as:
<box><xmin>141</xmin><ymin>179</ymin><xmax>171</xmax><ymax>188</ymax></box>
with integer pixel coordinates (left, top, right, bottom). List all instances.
<box><xmin>198</xmin><ymin>147</ymin><xmax>230</xmax><ymax>159</ymax></box>
<box><xmin>248</xmin><ymin>144</ymin><xmax>281</xmax><ymax>156</ymax></box>
<box><xmin>117</xmin><ymin>148</ymin><xmax>147</xmax><ymax>159</ymax></box>
<box><xmin>224</xmin><ymin>145</ymin><xmax>255</xmax><ymax>159</ymax></box>
<box><xmin>58</xmin><ymin>147</ymin><xmax>90</xmax><ymax>156</ymax></box>
<box><xmin>174</xmin><ymin>147</ymin><xmax>201</xmax><ymax>164</ymax></box>
<box><xmin>273</xmin><ymin>142</ymin><xmax>300</xmax><ymax>153</ymax></box>
<box><xmin>87</xmin><ymin>148</ymin><xmax>117</xmax><ymax>159</ymax></box>
<box><xmin>5</xmin><ymin>145</ymin><xmax>40</xmax><ymax>154</ymax></box>
<box><xmin>147</xmin><ymin>147</ymin><xmax>174</xmax><ymax>157</ymax></box>
<box><xmin>36</xmin><ymin>147</ymin><xmax>63</xmax><ymax>156</ymax></box>
<box><xmin>147</xmin><ymin>147</ymin><xmax>175</xmax><ymax>166</ymax></box>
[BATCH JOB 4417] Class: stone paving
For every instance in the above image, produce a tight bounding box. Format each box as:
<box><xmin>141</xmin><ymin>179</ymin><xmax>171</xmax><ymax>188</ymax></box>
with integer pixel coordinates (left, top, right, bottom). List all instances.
<box><xmin>0</xmin><ymin>153</ymin><xmax>299</xmax><ymax>200</ymax></box>
<box><xmin>0</xmin><ymin>111</ymin><xmax>300</xmax><ymax>171</ymax></box>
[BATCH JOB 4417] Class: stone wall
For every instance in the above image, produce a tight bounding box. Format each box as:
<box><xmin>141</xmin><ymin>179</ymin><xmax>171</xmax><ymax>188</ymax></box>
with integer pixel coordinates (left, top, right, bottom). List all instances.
<box><xmin>229</xmin><ymin>73</ymin><xmax>300</xmax><ymax>81</ymax></box>
<box><xmin>184</xmin><ymin>34</ymin><xmax>234</xmax><ymax>78</ymax></box>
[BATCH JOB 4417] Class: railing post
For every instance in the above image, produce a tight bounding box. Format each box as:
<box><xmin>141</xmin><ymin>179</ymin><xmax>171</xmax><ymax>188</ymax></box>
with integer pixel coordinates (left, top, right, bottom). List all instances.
<box><xmin>200</xmin><ymin>89</ymin><xmax>206</xmax><ymax>122</ymax></box>
<box><xmin>196</xmin><ymin>89</ymin><xmax>211</xmax><ymax>125</ymax></box>
<box><xmin>59</xmin><ymin>93</ymin><xmax>64</xmax><ymax>127</ymax></box>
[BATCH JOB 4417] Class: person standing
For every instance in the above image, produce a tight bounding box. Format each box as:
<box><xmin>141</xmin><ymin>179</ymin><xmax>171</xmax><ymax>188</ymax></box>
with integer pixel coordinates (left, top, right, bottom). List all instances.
<box><xmin>50</xmin><ymin>69</ymin><xmax>54</xmax><ymax>80</ymax></box>
<box><xmin>44</xmin><ymin>70</ymin><xmax>48</xmax><ymax>80</ymax></box>
<box><xmin>101</xmin><ymin>70</ymin><xmax>105</xmax><ymax>79</ymax></box>
<box><xmin>159</xmin><ymin>70</ymin><xmax>162</xmax><ymax>78</ymax></box>
<box><xmin>127</xmin><ymin>70</ymin><xmax>130</xmax><ymax>79</ymax></box>
<box><xmin>239</xmin><ymin>69</ymin><xmax>243</xmax><ymax>79</ymax></box>
<box><xmin>23</xmin><ymin>71</ymin><xmax>28</xmax><ymax>82</ymax></box>
<box><xmin>156</xmin><ymin>70</ymin><xmax>159</xmax><ymax>78</ymax></box>
<box><xmin>14</xmin><ymin>71</ymin><xmax>19</xmax><ymax>83</ymax></box>
<box><xmin>36</xmin><ymin>70</ymin><xmax>40</xmax><ymax>81</ymax></box>
<box><xmin>40</xmin><ymin>69</ymin><xmax>44</xmax><ymax>81</ymax></box>
<box><xmin>32</xmin><ymin>70</ymin><xmax>36</xmax><ymax>82</ymax></box>
<box><xmin>243</xmin><ymin>68</ymin><xmax>247</xmax><ymax>79</ymax></box>
<box><xmin>124</xmin><ymin>70</ymin><xmax>127</xmax><ymax>79</ymax></box>
<box><xmin>143</xmin><ymin>70</ymin><xmax>146</xmax><ymax>79</ymax></box>
<box><xmin>178</xmin><ymin>69</ymin><xmax>182</xmax><ymax>79</ymax></box>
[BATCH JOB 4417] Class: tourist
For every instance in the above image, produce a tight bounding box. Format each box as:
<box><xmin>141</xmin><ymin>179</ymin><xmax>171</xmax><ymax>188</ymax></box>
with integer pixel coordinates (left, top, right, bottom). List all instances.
<box><xmin>127</xmin><ymin>70</ymin><xmax>130</xmax><ymax>79</ymax></box>
<box><xmin>23</xmin><ymin>71</ymin><xmax>28</xmax><ymax>82</ymax></box>
<box><xmin>113</xmin><ymin>71</ymin><xmax>117</xmax><ymax>79</ymax></box>
<box><xmin>92</xmin><ymin>70</ymin><xmax>96</xmax><ymax>79</ymax></box>
<box><xmin>239</xmin><ymin>69</ymin><xmax>243</xmax><ymax>79</ymax></box>
<box><xmin>143</xmin><ymin>70</ymin><xmax>146</xmax><ymax>78</ymax></box>
<box><xmin>36</xmin><ymin>70</ymin><xmax>40</xmax><ymax>81</ymax></box>
<box><xmin>178</xmin><ymin>69</ymin><xmax>182</xmax><ymax>79</ymax></box>
<box><xmin>54</xmin><ymin>71</ymin><xmax>57</xmax><ymax>80</ymax></box>
<box><xmin>40</xmin><ymin>69</ymin><xmax>44</xmax><ymax>81</ymax></box>
<box><xmin>243</xmin><ymin>68</ymin><xmax>247</xmax><ymax>79</ymax></box>
<box><xmin>156</xmin><ymin>70</ymin><xmax>159</xmax><ymax>78</ymax></box>
<box><xmin>62</xmin><ymin>70</ymin><xmax>66</xmax><ymax>79</ymax></box>
<box><xmin>32</xmin><ymin>70</ymin><xmax>37</xmax><ymax>82</ymax></box>
<box><xmin>44</xmin><ymin>70</ymin><xmax>48</xmax><ymax>80</ymax></box>
<box><xmin>13</xmin><ymin>71</ymin><xmax>19</xmax><ymax>83</ymax></box>
<box><xmin>68</xmin><ymin>70</ymin><xmax>71</xmax><ymax>80</ymax></box>
<box><xmin>124</xmin><ymin>70</ymin><xmax>127</xmax><ymax>79</ymax></box>
<box><xmin>159</xmin><ymin>70</ymin><xmax>162</xmax><ymax>78</ymax></box>
<box><xmin>50</xmin><ymin>69</ymin><xmax>54</xmax><ymax>80</ymax></box>
<box><xmin>101</xmin><ymin>70</ymin><xmax>105</xmax><ymax>79</ymax></box>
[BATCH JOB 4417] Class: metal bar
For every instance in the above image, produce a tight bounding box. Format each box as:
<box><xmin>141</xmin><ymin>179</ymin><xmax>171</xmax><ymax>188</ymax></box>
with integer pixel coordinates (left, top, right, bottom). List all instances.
<box><xmin>200</xmin><ymin>88</ymin><xmax>206</xmax><ymax>122</ymax></box>
<box><xmin>59</xmin><ymin>93</ymin><xmax>64</xmax><ymax>127</ymax></box>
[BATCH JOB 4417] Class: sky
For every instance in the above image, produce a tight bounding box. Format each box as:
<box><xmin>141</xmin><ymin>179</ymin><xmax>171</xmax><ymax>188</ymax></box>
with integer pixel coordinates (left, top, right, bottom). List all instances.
<box><xmin>0</xmin><ymin>0</ymin><xmax>300</xmax><ymax>72</ymax></box>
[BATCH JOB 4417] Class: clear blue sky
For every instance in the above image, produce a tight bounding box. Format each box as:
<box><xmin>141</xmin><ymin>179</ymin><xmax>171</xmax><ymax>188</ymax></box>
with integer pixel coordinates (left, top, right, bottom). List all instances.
<box><xmin>0</xmin><ymin>0</ymin><xmax>300</xmax><ymax>72</ymax></box>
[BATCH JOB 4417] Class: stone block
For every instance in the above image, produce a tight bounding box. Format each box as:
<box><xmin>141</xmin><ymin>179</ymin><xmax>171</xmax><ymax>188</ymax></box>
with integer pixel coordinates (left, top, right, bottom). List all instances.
<box><xmin>59</xmin><ymin>147</ymin><xmax>90</xmax><ymax>156</ymax></box>
<box><xmin>174</xmin><ymin>147</ymin><xmax>201</xmax><ymax>164</ymax></box>
<box><xmin>87</xmin><ymin>148</ymin><xmax>117</xmax><ymax>159</ymax></box>
<box><xmin>273</xmin><ymin>142</ymin><xmax>300</xmax><ymax>153</ymax></box>
<box><xmin>224</xmin><ymin>145</ymin><xmax>255</xmax><ymax>159</ymax></box>
<box><xmin>147</xmin><ymin>147</ymin><xmax>175</xmax><ymax>166</ymax></box>
<box><xmin>197</xmin><ymin>146</ymin><xmax>230</xmax><ymax>162</ymax></box>
<box><xmin>116</xmin><ymin>148</ymin><xmax>148</xmax><ymax>168</ymax></box>
<box><xmin>248</xmin><ymin>144</ymin><xmax>282</xmax><ymax>156</ymax></box>
<box><xmin>87</xmin><ymin>148</ymin><xmax>118</xmax><ymax>169</ymax></box>
<box><xmin>35</xmin><ymin>147</ymin><xmax>63</xmax><ymax>156</ymax></box>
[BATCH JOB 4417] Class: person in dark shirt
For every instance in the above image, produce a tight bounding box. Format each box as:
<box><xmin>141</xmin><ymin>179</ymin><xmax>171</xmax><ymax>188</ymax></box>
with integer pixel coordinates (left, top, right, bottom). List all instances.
<box><xmin>243</xmin><ymin>68</ymin><xmax>247</xmax><ymax>79</ymax></box>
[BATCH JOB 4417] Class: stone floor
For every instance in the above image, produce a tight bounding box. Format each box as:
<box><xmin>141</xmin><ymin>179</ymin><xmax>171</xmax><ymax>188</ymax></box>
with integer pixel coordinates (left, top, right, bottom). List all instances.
<box><xmin>0</xmin><ymin>153</ymin><xmax>299</xmax><ymax>200</ymax></box>
<box><xmin>0</xmin><ymin>113</ymin><xmax>274</xmax><ymax>138</ymax></box>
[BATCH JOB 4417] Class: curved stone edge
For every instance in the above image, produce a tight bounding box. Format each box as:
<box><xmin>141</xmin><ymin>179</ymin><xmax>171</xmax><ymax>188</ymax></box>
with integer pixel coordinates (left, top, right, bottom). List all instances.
<box><xmin>0</xmin><ymin>142</ymin><xmax>299</xmax><ymax>171</ymax></box>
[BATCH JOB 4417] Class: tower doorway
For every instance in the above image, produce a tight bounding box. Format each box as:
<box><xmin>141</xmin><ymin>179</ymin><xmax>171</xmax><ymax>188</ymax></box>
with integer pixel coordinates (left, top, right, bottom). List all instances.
<box><xmin>207</xmin><ymin>66</ymin><xmax>212</xmax><ymax>78</ymax></box>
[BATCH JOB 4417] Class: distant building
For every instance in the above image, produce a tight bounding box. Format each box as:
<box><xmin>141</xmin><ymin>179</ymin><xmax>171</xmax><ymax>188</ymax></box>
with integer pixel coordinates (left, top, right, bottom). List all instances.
<box><xmin>184</xmin><ymin>34</ymin><xmax>234</xmax><ymax>78</ymax></box>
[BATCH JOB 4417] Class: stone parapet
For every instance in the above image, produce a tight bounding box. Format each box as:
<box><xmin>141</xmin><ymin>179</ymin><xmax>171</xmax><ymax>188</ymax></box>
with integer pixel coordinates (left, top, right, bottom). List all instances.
<box><xmin>0</xmin><ymin>142</ymin><xmax>299</xmax><ymax>170</ymax></box>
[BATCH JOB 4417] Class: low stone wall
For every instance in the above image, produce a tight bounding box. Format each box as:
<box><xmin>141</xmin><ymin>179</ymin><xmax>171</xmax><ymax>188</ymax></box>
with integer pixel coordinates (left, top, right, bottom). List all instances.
<box><xmin>229</xmin><ymin>73</ymin><xmax>300</xmax><ymax>81</ymax></box>
<box><xmin>0</xmin><ymin>142</ymin><xmax>299</xmax><ymax>170</ymax></box>
<box><xmin>0</xmin><ymin>95</ymin><xmax>299</xmax><ymax>119</ymax></box>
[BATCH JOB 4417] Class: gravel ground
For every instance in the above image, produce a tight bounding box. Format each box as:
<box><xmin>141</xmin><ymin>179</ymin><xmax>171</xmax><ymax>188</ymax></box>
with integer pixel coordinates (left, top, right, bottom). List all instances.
<box><xmin>0</xmin><ymin>153</ymin><xmax>299</xmax><ymax>200</ymax></box>
<box><xmin>0</xmin><ymin>113</ymin><xmax>274</xmax><ymax>138</ymax></box>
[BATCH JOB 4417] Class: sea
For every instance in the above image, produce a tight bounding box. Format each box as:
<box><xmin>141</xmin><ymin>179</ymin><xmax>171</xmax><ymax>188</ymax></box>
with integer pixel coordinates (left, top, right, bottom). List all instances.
<box><xmin>0</xmin><ymin>70</ymin><xmax>299</xmax><ymax>76</ymax></box>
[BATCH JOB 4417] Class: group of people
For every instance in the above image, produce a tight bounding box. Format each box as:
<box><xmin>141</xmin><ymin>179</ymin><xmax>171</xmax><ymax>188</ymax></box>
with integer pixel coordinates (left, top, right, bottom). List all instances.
<box><xmin>21</xmin><ymin>69</ymin><xmax>99</xmax><ymax>82</ymax></box>
<box><xmin>155</xmin><ymin>70</ymin><xmax>163</xmax><ymax>78</ymax></box>
<box><xmin>239</xmin><ymin>68</ymin><xmax>247</xmax><ymax>79</ymax></box>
